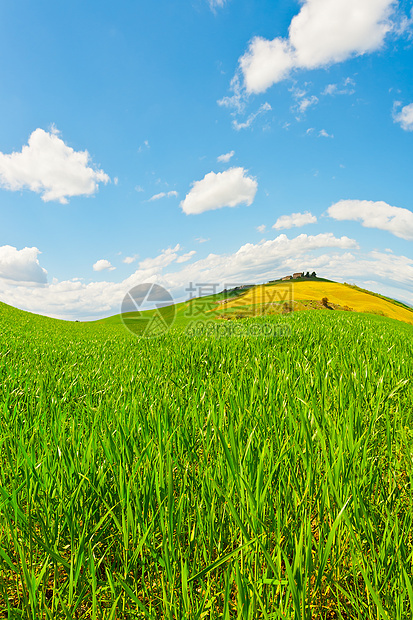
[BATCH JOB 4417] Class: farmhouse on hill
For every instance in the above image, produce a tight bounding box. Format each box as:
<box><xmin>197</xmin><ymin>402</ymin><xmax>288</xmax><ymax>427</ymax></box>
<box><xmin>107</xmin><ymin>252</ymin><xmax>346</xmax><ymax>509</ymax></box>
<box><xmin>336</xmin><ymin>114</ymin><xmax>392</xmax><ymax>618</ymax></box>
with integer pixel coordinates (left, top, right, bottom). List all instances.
<box><xmin>293</xmin><ymin>272</ymin><xmax>304</xmax><ymax>279</ymax></box>
<box><xmin>282</xmin><ymin>275</ymin><xmax>292</xmax><ymax>281</ymax></box>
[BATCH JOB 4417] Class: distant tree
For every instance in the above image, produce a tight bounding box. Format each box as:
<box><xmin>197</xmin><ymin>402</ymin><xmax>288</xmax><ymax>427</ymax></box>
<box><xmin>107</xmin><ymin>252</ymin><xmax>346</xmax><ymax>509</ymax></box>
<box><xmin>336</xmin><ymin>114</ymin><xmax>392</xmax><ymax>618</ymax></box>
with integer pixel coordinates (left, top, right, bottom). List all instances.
<box><xmin>321</xmin><ymin>297</ymin><xmax>329</xmax><ymax>307</ymax></box>
<box><xmin>305</xmin><ymin>271</ymin><xmax>310</xmax><ymax>278</ymax></box>
<box><xmin>311</xmin><ymin>271</ymin><xmax>316</xmax><ymax>277</ymax></box>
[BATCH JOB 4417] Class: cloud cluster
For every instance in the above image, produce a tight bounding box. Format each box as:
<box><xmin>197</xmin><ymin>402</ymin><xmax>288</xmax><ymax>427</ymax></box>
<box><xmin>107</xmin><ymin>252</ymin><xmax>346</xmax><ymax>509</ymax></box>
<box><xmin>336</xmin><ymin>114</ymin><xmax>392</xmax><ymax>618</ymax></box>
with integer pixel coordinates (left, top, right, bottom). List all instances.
<box><xmin>328</xmin><ymin>199</ymin><xmax>413</xmax><ymax>240</ymax></box>
<box><xmin>0</xmin><ymin>232</ymin><xmax>362</xmax><ymax>319</ymax></box>
<box><xmin>3</xmin><ymin>235</ymin><xmax>413</xmax><ymax>320</ymax></box>
<box><xmin>0</xmin><ymin>245</ymin><xmax>47</xmax><ymax>283</ymax></box>
<box><xmin>235</xmin><ymin>0</ymin><xmax>395</xmax><ymax>94</ymax></box>
<box><xmin>0</xmin><ymin>128</ymin><xmax>109</xmax><ymax>203</ymax></box>
<box><xmin>322</xmin><ymin>77</ymin><xmax>356</xmax><ymax>96</ymax></box>
<box><xmin>273</xmin><ymin>211</ymin><xmax>317</xmax><ymax>230</ymax></box>
<box><xmin>393</xmin><ymin>102</ymin><xmax>413</xmax><ymax>131</ymax></box>
<box><xmin>180</xmin><ymin>167</ymin><xmax>257</xmax><ymax>215</ymax></box>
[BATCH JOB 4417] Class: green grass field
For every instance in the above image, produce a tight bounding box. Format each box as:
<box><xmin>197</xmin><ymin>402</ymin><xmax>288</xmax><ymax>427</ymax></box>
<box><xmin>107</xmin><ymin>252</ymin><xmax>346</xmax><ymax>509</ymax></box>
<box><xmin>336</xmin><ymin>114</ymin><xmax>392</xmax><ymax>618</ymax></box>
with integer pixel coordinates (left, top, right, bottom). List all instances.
<box><xmin>1</xmin><ymin>300</ymin><xmax>413</xmax><ymax>619</ymax></box>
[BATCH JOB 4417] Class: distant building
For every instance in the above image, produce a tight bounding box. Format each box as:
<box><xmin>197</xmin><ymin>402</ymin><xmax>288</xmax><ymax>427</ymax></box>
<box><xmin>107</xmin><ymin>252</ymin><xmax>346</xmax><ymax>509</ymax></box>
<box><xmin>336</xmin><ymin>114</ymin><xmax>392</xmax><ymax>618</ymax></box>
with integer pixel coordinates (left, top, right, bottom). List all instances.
<box><xmin>293</xmin><ymin>272</ymin><xmax>304</xmax><ymax>279</ymax></box>
<box><xmin>282</xmin><ymin>275</ymin><xmax>292</xmax><ymax>281</ymax></box>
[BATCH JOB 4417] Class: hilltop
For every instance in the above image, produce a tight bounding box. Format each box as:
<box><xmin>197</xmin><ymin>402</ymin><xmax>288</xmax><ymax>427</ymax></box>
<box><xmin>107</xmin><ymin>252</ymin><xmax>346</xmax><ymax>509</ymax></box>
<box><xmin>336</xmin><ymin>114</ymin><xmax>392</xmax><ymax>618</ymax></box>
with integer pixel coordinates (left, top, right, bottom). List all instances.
<box><xmin>215</xmin><ymin>277</ymin><xmax>413</xmax><ymax>326</ymax></box>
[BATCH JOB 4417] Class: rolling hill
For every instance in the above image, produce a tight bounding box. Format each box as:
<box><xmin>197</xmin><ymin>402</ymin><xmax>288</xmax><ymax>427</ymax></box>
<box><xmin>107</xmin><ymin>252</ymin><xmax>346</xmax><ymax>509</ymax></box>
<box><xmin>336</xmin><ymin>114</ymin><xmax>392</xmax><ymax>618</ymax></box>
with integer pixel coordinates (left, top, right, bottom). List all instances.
<box><xmin>214</xmin><ymin>278</ymin><xmax>413</xmax><ymax>326</ymax></box>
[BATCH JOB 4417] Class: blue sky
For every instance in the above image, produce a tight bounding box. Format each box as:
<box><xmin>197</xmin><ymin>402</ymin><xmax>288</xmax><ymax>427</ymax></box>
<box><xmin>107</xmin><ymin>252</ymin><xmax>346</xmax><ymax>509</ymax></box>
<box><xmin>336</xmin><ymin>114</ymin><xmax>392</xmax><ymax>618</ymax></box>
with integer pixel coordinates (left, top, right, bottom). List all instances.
<box><xmin>0</xmin><ymin>0</ymin><xmax>413</xmax><ymax>319</ymax></box>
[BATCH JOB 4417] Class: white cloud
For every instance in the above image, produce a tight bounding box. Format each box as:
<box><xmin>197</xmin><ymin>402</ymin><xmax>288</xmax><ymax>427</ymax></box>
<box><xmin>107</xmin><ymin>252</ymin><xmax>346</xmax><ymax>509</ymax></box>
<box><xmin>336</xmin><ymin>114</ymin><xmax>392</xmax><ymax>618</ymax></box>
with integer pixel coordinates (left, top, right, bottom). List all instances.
<box><xmin>294</xmin><ymin>96</ymin><xmax>319</xmax><ymax>117</ymax></box>
<box><xmin>217</xmin><ymin>150</ymin><xmax>235</xmax><ymax>163</ymax></box>
<box><xmin>323</xmin><ymin>84</ymin><xmax>338</xmax><ymax>96</ymax></box>
<box><xmin>273</xmin><ymin>211</ymin><xmax>317</xmax><ymax>230</ymax></box>
<box><xmin>138</xmin><ymin>140</ymin><xmax>150</xmax><ymax>153</ymax></box>
<box><xmin>257</xmin><ymin>224</ymin><xmax>266</xmax><ymax>233</ymax></box>
<box><xmin>232</xmin><ymin>102</ymin><xmax>271</xmax><ymax>130</ymax></box>
<box><xmin>393</xmin><ymin>6</ymin><xmax>413</xmax><ymax>36</ymax></box>
<box><xmin>176</xmin><ymin>251</ymin><xmax>196</xmax><ymax>264</ymax></box>
<box><xmin>327</xmin><ymin>199</ymin><xmax>413</xmax><ymax>240</ymax></box>
<box><xmin>393</xmin><ymin>102</ymin><xmax>413</xmax><ymax>131</ymax></box>
<box><xmin>318</xmin><ymin>129</ymin><xmax>334</xmax><ymax>138</ymax></box>
<box><xmin>322</xmin><ymin>77</ymin><xmax>356</xmax><ymax>96</ymax></box>
<box><xmin>195</xmin><ymin>237</ymin><xmax>210</xmax><ymax>243</ymax></box>
<box><xmin>217</xmin><ymin>75</ymin><xmax>245</xmax><ymax>113</ymax></box>
<box><xmin>240</xmin><ymin>37</ymin><xmax>295</xmax><ymax>94</ymax></box>
<box><xmin>0</xmin><ymin>128</ymin><xmax>109</xmax><ymax>204</ymax></box>
<box><xmin>0</xmin><ymin>245</ymin><xmax>47</xmax><ymax>283</ymax></box>
<box><xmin>181</xmin><ymin>167</ymin><xmax>257</xmax><ymax>215</ymax></box>
<box><xmin>93</xmin><ymin>259</ymin><xmax>115</xmax><ymax>272</ymax></box>
<box><xmin>123</xmin><ymin>255</ymin><xmax>138</xmax><ymax>265</ymax></box>
<box><xmin>149</xmin><ymin>190</ymin><xmax>178</xmax><ymax>201</ymax></box>
<box><xmin>208</xmin><ymin>0</ymin><xmax>227</xmax><ymax>9</ymax></box>
<box><xmin>234</xmin><ymin>0</ymin><xmax>395</xmax><ymax>95</ymax></box>
<box><xmin>135</xmin><ymin>185</ymin><xmax>144</xmax><ymax>193</ymax></box>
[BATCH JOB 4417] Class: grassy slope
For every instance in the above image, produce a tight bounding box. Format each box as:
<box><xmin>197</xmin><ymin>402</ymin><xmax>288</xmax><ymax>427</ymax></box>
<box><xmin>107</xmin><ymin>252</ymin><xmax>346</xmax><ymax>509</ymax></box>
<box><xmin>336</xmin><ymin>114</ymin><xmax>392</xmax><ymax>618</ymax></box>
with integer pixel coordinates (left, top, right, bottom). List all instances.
<box><xmin>97</xmin><ymin>288</ymin><xmax>247</xmax><ymax>328</ymax></box>
<box><xmin>1</xmin><ymin>300</ymin><xmax>413</xmax><ymax>618</ymax></box>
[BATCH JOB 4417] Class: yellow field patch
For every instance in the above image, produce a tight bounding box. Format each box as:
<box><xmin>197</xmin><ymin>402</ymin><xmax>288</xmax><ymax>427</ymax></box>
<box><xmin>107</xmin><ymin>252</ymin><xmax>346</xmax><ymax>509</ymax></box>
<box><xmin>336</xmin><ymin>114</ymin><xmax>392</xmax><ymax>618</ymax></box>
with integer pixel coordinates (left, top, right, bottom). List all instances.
<box><xmin>222</xmin><ymin>281</ymin><xmax>413</xmax><ymax>326</ymax></box>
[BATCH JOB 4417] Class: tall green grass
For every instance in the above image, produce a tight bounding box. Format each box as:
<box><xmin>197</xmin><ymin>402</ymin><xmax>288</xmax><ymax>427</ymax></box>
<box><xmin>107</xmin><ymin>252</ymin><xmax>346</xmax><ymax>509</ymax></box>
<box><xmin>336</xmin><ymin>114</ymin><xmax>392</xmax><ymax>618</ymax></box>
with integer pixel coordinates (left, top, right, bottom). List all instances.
<box><xmin>0</xmin><ymin>303</ymin><xmax>412</xmax><ymax>619</ymax></box>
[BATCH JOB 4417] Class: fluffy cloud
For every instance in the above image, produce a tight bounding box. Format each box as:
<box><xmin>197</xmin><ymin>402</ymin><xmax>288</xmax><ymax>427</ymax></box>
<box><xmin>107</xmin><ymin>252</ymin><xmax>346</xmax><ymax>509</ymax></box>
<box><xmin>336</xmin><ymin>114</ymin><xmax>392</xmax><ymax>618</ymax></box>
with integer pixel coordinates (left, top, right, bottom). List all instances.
<box><xmin>217</xmin><ymin>151</ymin><xmax>235</xmax><ymax>163</ymax></box>
<box><xmin>0</xmin><ymin>245</ymin><xmax>48</xmax><ymax>283</ymax></box>
<box><xmin>393</xmin><ymin>102</ymin><xmax>413</xmax><ymax>131</ymax></box>
<box><xmin>123</xmin><ymin>256</ymin><xmax>138</xmax><ymax>265</ymax></box>
<box><xmin>0</xmin><ymin>128</ymin><xmax>109</xmax><ymax>203</ymax></box>
<box><xmin>235</xmin><ymin>0</ymin><xmax>395</xmax><ymax>94</ymax></box>
<box><xmin>273</xmin><ymin>211</ymin><xmax>317</xmax><ymax>230</ymax></box>
<box><xmin>93</xmin><ymin>259</ymin><xmax>115</xmax><ymax>272</ymax></box>
<box><xmin>181</xmin><ymin>167</ymin><xmax>257</xmax><ymax>215</ymax></box>
<box><xmin>327</xmin><ymin>199</ymin><xmax>413</xmax><ymax>240</ymax></box>
<box><xmin>149</xmin><ymin>190</ymin><xmax>178</xmax><ymax>201</ymax></box>
<box><xmin>240</xmin><ymin>38</ymin><xmax>295</xmax><ymax>94</ymax></box>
